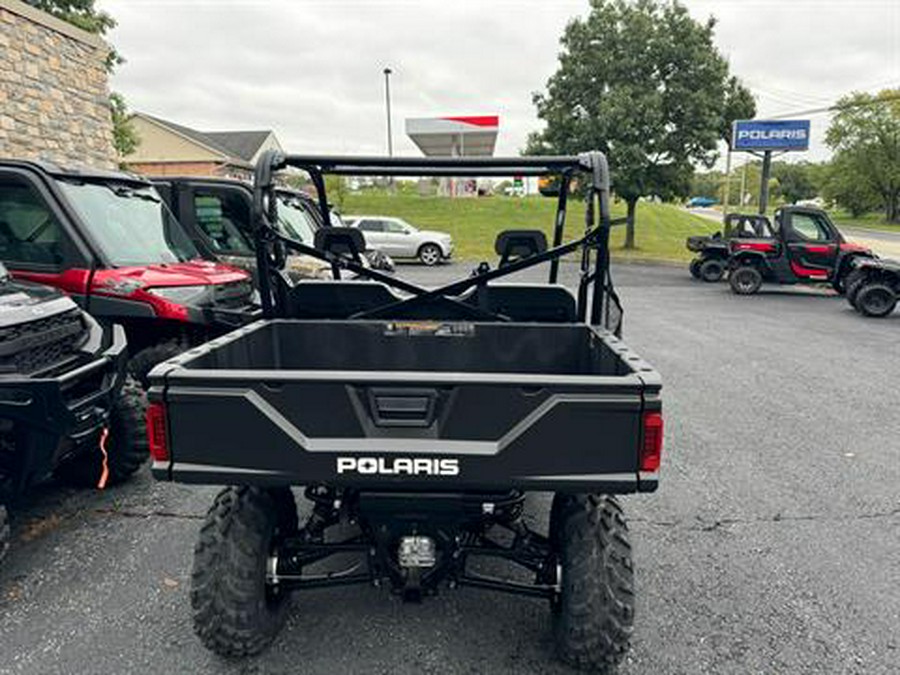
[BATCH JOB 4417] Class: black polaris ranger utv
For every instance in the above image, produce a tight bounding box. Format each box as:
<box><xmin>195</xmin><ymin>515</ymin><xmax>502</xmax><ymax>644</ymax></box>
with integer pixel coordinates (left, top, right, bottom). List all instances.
<box><xmin>0</xmin><ymin>262</ymin><xmax>147</xmax><ymax>562</ymax></box>
<box><xmin>148</xmin><ymin>152</ymin><xmax>663</xmax><ymax>671</ymax></box>
<box><xmin>686</xmin><ymin>213</ymin><xmax>773</xmax><ymax>282</ymax></box>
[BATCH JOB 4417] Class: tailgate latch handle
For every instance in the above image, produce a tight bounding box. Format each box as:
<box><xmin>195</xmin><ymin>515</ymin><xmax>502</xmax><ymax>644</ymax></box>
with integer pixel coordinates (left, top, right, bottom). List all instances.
<box><xmin>369</xmin><ymin>388</ymin><xmax>437</xmax><ymax>428</ymax></box>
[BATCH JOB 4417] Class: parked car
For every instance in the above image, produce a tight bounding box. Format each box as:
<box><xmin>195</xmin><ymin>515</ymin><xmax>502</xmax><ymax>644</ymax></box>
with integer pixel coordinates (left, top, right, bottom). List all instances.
<box><xmin>344</xmin><ymin>215</ymin><xmax>453</xmax><ymax>265</ymax></box>
<box><xmin>1</xmin><ymin>261</ymin><xmax>147</xmax><ymax>563</ymax></box>
<box><xmin>687</xmin><ymin>196</ymin><xmax>717</xmax><ymax>208</ymax></box>
<box><xmin>0</xmin><ymin>160</ymin><xmax>259</xmax><ymax>387</ymax></box>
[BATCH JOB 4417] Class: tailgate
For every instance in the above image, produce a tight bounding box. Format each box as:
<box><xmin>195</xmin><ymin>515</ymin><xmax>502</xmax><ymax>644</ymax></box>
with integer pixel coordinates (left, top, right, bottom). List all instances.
<box><xmin>151</xmin><ymin>372</ymin><xmax>659</xmax><ymax>493</ymax></box>
<box><xmin>148</xmin><ymin>323</ymin><xmax>661</xmax><ymax>493</ymax></box>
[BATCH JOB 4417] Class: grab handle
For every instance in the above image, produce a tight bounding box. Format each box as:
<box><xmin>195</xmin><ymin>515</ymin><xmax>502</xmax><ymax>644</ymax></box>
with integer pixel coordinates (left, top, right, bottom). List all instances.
<box><xmin>368</xmin><ymin>388</ymin><xmax>437</xmax><ymax>427</ymax></box>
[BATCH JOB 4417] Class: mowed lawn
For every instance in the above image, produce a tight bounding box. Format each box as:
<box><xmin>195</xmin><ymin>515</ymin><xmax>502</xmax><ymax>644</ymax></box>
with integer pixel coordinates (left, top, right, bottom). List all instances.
<box><xmin>341</xmin><ymin>193</ymin><xmax>716</xmax><ymax>262</ymax></box>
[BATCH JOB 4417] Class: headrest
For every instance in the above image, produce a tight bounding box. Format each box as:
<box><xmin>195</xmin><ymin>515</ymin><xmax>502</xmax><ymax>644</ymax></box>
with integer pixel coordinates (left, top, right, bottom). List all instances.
<box><xmin>495</xmin><ymin>229</ymin><xmax>548</xmax><ymax>265</ymax></box>
<box><xmin>314</xmin><ymin>226</ymin><xmax>365</xmax><ymax>259</ymax></box>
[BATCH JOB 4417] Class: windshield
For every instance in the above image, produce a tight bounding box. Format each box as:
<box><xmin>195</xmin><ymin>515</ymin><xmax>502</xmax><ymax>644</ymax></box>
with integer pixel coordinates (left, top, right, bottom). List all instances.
<box><xmin>277</xmin><ymin>197</ymin><xmax>318</xmax><ymax>244</ymax></box>
<box><xmin>57</xmin><ymin>180</ymin><xmax>201</xmax><ymax>266</ymax></box>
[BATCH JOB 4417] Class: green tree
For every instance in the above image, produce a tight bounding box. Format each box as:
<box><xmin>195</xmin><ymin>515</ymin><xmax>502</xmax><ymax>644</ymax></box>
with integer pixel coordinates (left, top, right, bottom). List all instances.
<box><xmin>109</xmin><ymin>93</ymin><xmax>139</xmax><ymax>158</ymax></box>
<box><xmin>527</xmin><ymin>0</ymin><xmax>754</xmax><ymax>248</ymax></box>
<box><xmin>690</xmin><ymin>170</ymin><xmax>722</xmax><ymax>199</ymax></box>
<box><xmin>825</xmin><ymin>89</ymin><xmax>900</xmax><ymax>222</ymax></box>
<box><xmin>26</xmin><ymin>0</ymin><xmax>137</xmax><ymax>158</ymax></box>
<box><xmin>772</xmin><ymin>161</ymin><xmax>818</xmax><ymax>204</ymax></box>
<box><xmin>822</xmin><ymin>156</ymin><xmax>881</xmax><ymax>217</ymax></box>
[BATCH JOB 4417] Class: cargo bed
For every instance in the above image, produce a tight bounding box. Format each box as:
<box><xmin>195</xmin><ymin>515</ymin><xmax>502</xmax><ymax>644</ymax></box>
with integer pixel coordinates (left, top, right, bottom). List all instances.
<box><xmin>149</xmin><ymin>319</ymin><xmax>660</xmax><ymax>492</ymax></box>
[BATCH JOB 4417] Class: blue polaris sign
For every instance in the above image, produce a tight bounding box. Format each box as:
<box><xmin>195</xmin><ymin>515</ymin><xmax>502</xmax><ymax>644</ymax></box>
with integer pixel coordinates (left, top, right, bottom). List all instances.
<box><xmin>731</xmin><ymin>119</ymin><xmax>810</xmax><ymax>151</ymax></box>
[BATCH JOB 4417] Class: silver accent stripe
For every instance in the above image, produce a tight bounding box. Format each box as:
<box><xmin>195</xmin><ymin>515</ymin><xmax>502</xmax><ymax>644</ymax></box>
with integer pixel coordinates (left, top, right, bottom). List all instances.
<box><xmin>168</xmin><ymin>387</ymin><xmax>638</xmax><ymax>456</ymax></box>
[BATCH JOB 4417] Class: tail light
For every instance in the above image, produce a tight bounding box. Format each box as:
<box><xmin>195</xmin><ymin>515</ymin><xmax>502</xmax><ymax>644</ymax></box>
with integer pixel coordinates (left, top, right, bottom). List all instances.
<box><xmin>146</xmin><ymin>402</ymin><xmax>169</xmax><ymax>462</ymax></box>
<box><xmin>640</xmin><ymin>411</ymin><xmax>663</xmax><ymax>472</ymax></box>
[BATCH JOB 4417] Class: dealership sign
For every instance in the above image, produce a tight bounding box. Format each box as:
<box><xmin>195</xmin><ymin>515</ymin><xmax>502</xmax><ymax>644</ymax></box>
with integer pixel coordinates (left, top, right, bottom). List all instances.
<box><xmin>731</xmin><ymin>119</ymin><xmax>810</xmax><ymax>152</ymax></box>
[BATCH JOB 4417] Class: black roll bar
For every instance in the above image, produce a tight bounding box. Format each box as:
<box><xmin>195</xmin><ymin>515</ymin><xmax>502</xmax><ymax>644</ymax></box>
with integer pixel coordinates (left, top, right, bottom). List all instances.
<box><xmin>252</xmin><ymin>151</ymin><xmax>621</xmax><ymax>334</ymax></box>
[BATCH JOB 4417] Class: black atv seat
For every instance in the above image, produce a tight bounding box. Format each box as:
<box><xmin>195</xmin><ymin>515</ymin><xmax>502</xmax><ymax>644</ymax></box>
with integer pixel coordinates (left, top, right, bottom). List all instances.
<box><xmin>277</xmin><ymin>278</ymin><xmax>578</xmax><ymax>324</ymax></box>
<box><xmin>314</xmin><ymin>227</ymin><xmax>365</xmax><ymax>260</ymax></box>
<box><xmin>465</xmin><ymin>283</ymin><xmax>577</xmax><ymax>323</ymax></box>
<box><xmin>280</xmin><ymin>280</ymin><xmax>400</xmax><ymax>319</ymax></box>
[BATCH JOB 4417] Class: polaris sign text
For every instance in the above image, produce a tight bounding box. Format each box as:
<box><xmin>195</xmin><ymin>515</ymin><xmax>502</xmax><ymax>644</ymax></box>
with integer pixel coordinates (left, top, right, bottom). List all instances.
<box><xmin>731</xmin><ymin>119</ymin><xmax>810</xmax><ymax>152</ymax></box>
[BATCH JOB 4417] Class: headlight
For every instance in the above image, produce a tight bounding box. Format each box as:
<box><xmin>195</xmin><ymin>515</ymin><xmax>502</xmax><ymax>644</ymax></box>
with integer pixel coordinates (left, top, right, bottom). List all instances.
<box><xmin>146</xmin><ymin>285</ymin><xmax>211</xmax><ymax>305</ymax></box>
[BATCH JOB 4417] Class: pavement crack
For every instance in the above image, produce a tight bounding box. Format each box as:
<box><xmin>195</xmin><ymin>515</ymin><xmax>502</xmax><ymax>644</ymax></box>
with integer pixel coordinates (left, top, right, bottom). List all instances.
<box><xmin>93</xmin><ymin>507</ymin><xmax>205</xmax><ymax>521</ymax></box>
<box><xmin>632</xmin><ymin>507</ymin><xmax>900</xmax><ymax>531</ymax></box>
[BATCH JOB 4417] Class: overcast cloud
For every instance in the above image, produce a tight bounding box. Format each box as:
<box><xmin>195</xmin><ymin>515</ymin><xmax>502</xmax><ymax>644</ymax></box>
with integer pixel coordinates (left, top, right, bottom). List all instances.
<box><xmin>101</xmin><ymin>0</ymin><xmax>900</xmax><ymax>165</ymax></box>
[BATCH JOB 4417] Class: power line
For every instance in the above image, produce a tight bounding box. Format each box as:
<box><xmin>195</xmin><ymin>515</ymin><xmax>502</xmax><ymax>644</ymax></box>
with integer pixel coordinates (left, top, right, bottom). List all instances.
<box><xmin>767</xmin><ymin>91</ymin><xmax>900</xmax><ymax>119</ymax></box>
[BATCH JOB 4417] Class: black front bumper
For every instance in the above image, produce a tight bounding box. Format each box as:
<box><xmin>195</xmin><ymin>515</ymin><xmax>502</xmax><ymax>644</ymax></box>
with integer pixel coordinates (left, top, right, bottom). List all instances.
<box><xmin>0</xmin><ymin>324</ymin><xmax>127</xmax><ymax>493</ymax></box>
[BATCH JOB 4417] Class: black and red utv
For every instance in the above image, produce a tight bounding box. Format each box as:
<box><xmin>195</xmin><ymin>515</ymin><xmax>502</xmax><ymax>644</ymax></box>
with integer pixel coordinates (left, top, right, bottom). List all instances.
<box><xmin>686</xmin><ymin>213</ymin><xmax>772</xmax><ymax>282</ymax></box>
<box><xmin>727</xmin><ymin>206</ymin><xmax>873</xmax><ymax>295</ymax></box>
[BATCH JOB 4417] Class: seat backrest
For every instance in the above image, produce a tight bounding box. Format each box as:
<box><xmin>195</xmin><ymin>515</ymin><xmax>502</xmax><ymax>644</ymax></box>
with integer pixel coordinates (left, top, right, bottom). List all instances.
<box><xmin>495</xmin><ymin>229</ymin><xmax>548</xmax><ymax>266</ymax></box>
<box><xmin>466</xmin><ymin>283</ymin><xmax>577</xmax><ymax>323</ymax></box>
<box><xmin>280</xmin><ymin>280</ymin><xmax>399</xmax><ymax>319</ymax></box>
<box><xmin>314</xmin><ymin>227</ymin><xmax>365</xmax><ymax>260</ymax></box>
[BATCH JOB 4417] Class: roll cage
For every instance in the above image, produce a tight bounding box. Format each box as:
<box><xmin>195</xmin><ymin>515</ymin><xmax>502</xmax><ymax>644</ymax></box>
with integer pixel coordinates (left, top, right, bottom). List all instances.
<box><xmin>251</xmin><ymin>151</ymin><xmax>623</xmax><ymax>334</ymax></box>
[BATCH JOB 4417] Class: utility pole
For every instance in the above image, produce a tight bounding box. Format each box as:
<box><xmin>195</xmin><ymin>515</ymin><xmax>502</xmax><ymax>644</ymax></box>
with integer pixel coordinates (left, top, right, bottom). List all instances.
<box><xmin>758</xmin><ymin>150</ymin><xmax>772</xmax><ymax>215</ymax></box>
<box><xmin>740</xmin><ymin>160</ymin><xmax>747</xmax><ymax>208</ymax></box>
<box><xmin>383</xmin><ymin>67</ymin><xmax>393</xmax><ymax>157</ymax></box>
<box><xmin>722</xmin><ymin>149</ymin><xmax>732</xmax><ymax>223</ymax></box>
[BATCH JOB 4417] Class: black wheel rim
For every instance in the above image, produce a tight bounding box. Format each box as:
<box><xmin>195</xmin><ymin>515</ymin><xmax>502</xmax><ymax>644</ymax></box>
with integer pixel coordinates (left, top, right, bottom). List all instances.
<box><xmin>863</xmin><ymin>288</ymin><xmax>892</xmax><ymax>314</ymax></box>
<box><xmin>736</xmin><ymin>270</ymin><xmax>756</xmax><ymax>292</ymax></box>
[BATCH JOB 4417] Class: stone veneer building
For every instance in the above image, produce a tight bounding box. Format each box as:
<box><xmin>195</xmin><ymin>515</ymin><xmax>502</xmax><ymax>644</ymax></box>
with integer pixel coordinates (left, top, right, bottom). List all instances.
<box><xmin>0</xmin><ymin>0</ymin><xmax>116</xmax><ymax>168</ymax></box>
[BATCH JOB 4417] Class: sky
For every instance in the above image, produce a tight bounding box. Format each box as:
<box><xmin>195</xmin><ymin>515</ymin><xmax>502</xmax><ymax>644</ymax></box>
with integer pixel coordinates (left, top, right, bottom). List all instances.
<box><xmin>100</xmin><ymin>0</ymin><xmax>900</xmax><ymax>168</ymax></box>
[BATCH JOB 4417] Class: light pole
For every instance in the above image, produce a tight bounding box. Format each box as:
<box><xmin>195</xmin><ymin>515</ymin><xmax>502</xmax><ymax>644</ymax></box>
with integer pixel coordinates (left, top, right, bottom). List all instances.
<box><xmin>383</xmin><ymin>67</ymin><xmax>393</xmax><ymax>157</ymax></box>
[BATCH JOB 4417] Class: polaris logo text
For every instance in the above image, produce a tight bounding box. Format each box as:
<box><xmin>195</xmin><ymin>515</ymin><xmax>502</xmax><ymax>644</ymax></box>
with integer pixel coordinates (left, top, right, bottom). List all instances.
<box><xmin>737</xmin><ymin>129</ymin><xmax>807</xmax><ymax>141</ymax></box>
<box><xmin>336</xmin><ymin>457</ymin><xmax>460</xmax><ymax>476</ymax></box>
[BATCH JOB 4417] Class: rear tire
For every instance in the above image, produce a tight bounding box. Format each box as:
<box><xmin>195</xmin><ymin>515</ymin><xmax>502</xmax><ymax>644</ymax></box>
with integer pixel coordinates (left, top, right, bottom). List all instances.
<box><xmin>58</xmin><ymin>377</ymin><xmax>149</xmax><ymax>487</ymax></box>
<box><xmin>855</xmin><ymin>283</ymin><xmax>897</xmax><ymax>318</ymax></box>
<box><xmin>191</xmin><ymin>486</ymin><xmax>297</xmax><ymax>657</ymax></box>
<box><xmin>551</xmin><ymin>493</ymin><xmax>634</xmax><ymax>671</ymax></box>
<box><xmin>129</xmin><ymin>341</ymin><xmax>185</xmax><ymax>389</ymax></box>
<box><xmin>729</xmin><ymin>265</ymin><xmax>763</xmax><ymax>295</ymax></box>
<box><xmin>689</xmin><ymin>259</ymin><xmax>702</xmax><ymax>279</ymax></box>
<box><xmin>418</xmin><ymin>243</ymin><xmax>442</xmax><ymax>266</ymax></box>
<box><xmin>699</xmin><ymin>258</ymin><xmax>725</xmax><ymax>283</ymax></box>
<box><xmin>0</xmin><ymin>504</ymin><xmax>9</xmax><ymax>564</ymax></box>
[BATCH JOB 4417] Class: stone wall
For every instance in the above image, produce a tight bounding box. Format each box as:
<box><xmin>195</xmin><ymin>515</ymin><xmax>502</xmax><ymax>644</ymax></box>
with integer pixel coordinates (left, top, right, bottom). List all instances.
<box><xmin>0</xmin><ymin>0</ymin><xmax>116</xmax><ymax>168</ymax></box>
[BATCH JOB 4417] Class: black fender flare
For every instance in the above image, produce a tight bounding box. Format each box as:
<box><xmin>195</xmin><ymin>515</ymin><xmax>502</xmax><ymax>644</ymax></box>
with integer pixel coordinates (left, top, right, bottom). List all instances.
<box><xmin>729</xmin><ymin>250</ymin><xmax>767</xmax><ymax>270</ymax></box>
<box><xmin>835</xmin><ymin>251</ymin><xmax>875</xmax><ymax>280</ymax></box>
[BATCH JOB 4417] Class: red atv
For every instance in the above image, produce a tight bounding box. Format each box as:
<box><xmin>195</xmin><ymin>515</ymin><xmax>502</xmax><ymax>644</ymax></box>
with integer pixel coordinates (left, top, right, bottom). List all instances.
<box><xmin>0</xmin><ymin>160</ymin><xmax>259</xmax><ymax>386</ymax></box>
<box><xmin>727</xmin><ymin>206</ymin><xmax>873</xmax><ymax>295</ymax></box>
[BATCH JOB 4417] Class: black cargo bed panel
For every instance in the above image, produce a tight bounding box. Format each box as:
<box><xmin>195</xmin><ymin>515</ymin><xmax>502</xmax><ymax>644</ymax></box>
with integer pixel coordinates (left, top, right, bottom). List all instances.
<box><xmin>177</xmin><ymin>320</ymin><xmax>638</xmax><ymax>377</ymax></box>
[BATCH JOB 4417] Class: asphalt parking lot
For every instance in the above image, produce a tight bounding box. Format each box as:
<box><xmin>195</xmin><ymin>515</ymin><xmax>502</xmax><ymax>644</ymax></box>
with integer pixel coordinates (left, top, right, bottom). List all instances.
<box><xmin>1</xmin><ymin>262</ymin><xmax>897</xmax><ymax>675</ymax></box>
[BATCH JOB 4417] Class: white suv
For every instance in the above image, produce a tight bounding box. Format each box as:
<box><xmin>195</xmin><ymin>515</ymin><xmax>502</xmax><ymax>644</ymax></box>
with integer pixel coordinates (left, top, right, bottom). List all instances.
<box><xmin>345</xmin><ymin>216</ymin><xmax>453</xmax><ymax>266</ymax></box>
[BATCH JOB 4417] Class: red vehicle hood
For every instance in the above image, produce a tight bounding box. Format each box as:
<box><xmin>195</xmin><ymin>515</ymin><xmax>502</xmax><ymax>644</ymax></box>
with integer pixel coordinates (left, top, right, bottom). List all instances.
<box><xmin>99</xmin><ymin>260</ymin><xmax>249</xmax><ymax>288</ymax></box>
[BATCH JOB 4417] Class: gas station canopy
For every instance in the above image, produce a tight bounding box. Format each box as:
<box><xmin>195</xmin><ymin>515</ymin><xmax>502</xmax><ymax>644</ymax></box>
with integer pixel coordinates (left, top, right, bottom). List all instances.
<box><xmin>406</xmin><ymin>116</ymin><xmax>499</xmax><ymax>157</ymax></box>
